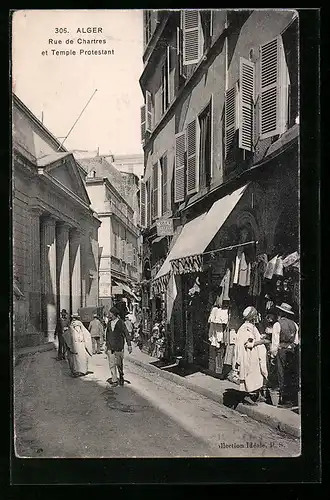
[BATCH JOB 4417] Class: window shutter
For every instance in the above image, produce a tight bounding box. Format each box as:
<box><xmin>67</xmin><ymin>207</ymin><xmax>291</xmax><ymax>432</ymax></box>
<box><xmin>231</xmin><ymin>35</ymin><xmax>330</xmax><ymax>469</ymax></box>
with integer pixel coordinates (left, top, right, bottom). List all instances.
<box><xmin>225</xmin><ymin>85</ymin><xmax>237</xmax><ymax>157</ymax></box>
<box><xmin>186</xmin><ymin>118</ymin><xmax>199</xmax><ymax>195</ymax></box>
<box><xmin>152</xmin><ymin>162</ymin><xmax>159</xmax><ymax>219</ymax></box>
<box><xmin>166</xmin><ymin>46</ymin><xmax>172</xmax><ymax>104</ymax></box>
<box><xmin>146</xmin><ymin>180</ymin><xmax>151</xmax><ymax>227</ymax></box>
<box><xmin>127</xmin><ymin>243</ymin><xmax>133</xmax><ymax>265</ymax></box>
<box><xmin>174</xmin><ymin>132</ymin><xmax>186</xmax><ymax>203</ymax></box>
<box><xmin>140</xmin><ymin>180</ymin><xmax>146</xmax><ymax>228</ymax></box>
<box><xmin>183</xmin><ymin>10</ymin><xmax>202</xmax><ymax>65</ymax></box>
<box><xmin>162</xmin><ymin>154</ymin><xmax>168</xmax><ymax>215</ymax></box>
<box><xmin>239</xmin><ymin>57</ymin><xmax>255</xmax><ymax>151</ymax></box>
<box><xmin>146</xmin><ymin>91</ymin><xmax>153</xmax><ymax>132</ymax></box>
<box><xmin>259</xmin><ymin>36</ymin><xmax>288</xmax><ymax>139</ymax></box>
<box><xmin>140</xmin><ymin>105</ymin><xmax>146</xmax><ymax>142</ymax></box>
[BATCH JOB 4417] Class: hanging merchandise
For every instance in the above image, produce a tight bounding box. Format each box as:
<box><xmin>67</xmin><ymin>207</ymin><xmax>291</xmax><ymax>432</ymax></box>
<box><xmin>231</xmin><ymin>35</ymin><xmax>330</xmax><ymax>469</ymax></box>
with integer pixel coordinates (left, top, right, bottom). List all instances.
<box><xmin>264</xmin><ymin>254</ymin><xmax>278</xmax><ymax>280</ymax></box>
<box><xmin>220</xmin><ymin>268</ymin><xmax>231</xmax><ymax>301</ymax></box>
<box><xmin>208</xmin><ymin>322</ymin><xmax>223</xmax><ymax>347</ymax></box>
<box><xmin>249</xmin><ymin>253</ymin><xmax>268</xmax><ymax>296</ymax></box>
<box><xmin>238</xmin><ymin>252</ymin><xmax>249</xmax><ymax>286</ymax></box>
<box><xmin>230</xmin><ymin>260</ymin><xmax>235</xmax><ymax>288</ymax></box>
<box><xmin>246</xmin><ymin>262</ymin><xmax>251</xmax><ymax>287</ymax></box>
<box><xmin>233</xmin><ymin>250</ymin><xmax>241</xmax><ymax>284</ymax></box>
<box><xmin>274</xmin><ymin>256</ymin><xmax>284</xmax><ymax>276</ymax></box>
<box><xmin>282</xmin><ymin>251</ymin><xmax>299</xmax><ymax>268</ymax></box>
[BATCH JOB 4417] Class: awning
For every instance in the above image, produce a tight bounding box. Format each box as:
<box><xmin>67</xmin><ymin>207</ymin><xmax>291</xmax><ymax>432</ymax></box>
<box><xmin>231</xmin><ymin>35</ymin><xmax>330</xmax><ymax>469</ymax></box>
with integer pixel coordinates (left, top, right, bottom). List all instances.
<box><xmin>112</xmin><ymin>278</ymin><xmax>140</xmax><ymax>300</ymax></box>
<box><xmin>153</xmin><ymin>184</ymin><xmax>249</xmax><ymax>282</ymax></box>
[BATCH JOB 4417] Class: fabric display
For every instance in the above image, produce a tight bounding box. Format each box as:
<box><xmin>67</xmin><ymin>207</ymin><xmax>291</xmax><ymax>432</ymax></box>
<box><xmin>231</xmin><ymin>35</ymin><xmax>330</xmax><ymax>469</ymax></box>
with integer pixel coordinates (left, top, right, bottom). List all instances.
<box><xmin>282</xmin><ymin>251</ymin><xmax>299</xmax><ymax>268</ymax></box>
<box><xmin>249</xmin><ymin>253</ymin><xmax>268</xmax><ymax>297</ymax></box>
<box><xmin>208</xmin><ymin>322</ymin><xmax>224</xmax><ymax>347</ymax></box>
<box><xmin>208</xmin><ymin>306</ymin><xmax>229</xmax><ymax>325</ymax></box>
<box><xmin>264</xmin><ymin>254</ymin><xmax>278</xmax><ymax>279</ymax></box>
<box><xmin>152</xmin><ymin>273</ymin><xmax>170</xmax><ymax>295</ymax></box>
<box><xmin>171</xmin><ymin>254</ymin><xmax>203</xmax><ymax>275</ymax></box>
<box><xmin>274</xmin><ymin>256</ymin><xmax>284</xmax><ymax>276</ymax></box>
<box><xmin>220</xmin><ymin>268</ymin><xmax>231</xmax><ymax>301</ymax></box>
<box><xmin>188</xmin><ymin>277</ymin><xmax>200</xmax><ymax>297</ymax></box>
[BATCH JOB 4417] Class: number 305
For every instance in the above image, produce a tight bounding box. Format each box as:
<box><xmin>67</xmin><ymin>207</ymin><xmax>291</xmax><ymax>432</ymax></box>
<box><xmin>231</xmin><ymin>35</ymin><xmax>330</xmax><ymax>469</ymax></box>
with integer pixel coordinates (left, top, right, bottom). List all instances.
<box><xmin>55</xmin><ymin>28</ymin><xmax>68</xmax><ymax>33</ymax></box>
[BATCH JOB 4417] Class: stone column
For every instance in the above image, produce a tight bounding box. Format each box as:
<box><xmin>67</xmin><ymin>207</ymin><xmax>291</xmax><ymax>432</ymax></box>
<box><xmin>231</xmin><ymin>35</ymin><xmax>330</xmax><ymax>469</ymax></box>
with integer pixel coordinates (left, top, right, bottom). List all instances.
<box><xmin>40</xmin><ymin>216</ymin><xmax>57</xmax><ymax>342</ymax></box>
<box><xmin>70</xmin><ymin>228</ymin><xmax>82</xmax><ymax>315</ymax></box>
<box><xmin>56</xmin><ymin>222</ymin><xmax>71</xmax><ymax>316</ymax></box>
<box><xmin>29</xmin><ymin>207</ymin><xmax>43</xmax><ymax>342</ymax></box>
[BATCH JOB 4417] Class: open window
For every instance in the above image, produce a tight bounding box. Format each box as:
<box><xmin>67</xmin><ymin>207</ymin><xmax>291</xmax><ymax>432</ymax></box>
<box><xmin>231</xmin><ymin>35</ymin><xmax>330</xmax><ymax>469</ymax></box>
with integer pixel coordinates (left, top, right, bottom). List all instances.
<box><xmin>198</xmin><ymin>97</ymin><xmax>213</xmax><ymax>189</ymax></box>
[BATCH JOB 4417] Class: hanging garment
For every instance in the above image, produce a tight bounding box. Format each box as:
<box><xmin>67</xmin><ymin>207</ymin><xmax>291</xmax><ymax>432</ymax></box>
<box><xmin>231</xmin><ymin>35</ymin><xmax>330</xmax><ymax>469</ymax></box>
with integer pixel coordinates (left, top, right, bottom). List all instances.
<box><xmin>264</xmin><ymin>255</ymin><xmax>278</xmax><ymax>280</ymax></box>
<box><xmin>249</xmin><ymin>254</ymin><xmax>268</xmax><ymax>296</ymax></box>
<box><xmin>230</xmin><ymin>260</ymin><xmax>235</xmax><ymax>288</ymax></box>
<box><xmin>274</xmin><ymin>256</ymin><xmax>284</xmax><ymax>276</ymax></box>
<box><xmin>233</xmin><ymin>251</ymin><xmax>241</xmax><ymax>284</ymax></box>
<box><xmin>282</xmin><ymin>251</ymin><xmax>299</xmax><ymax>268</ymax></box>
<box><xmin>208</xmin><ymin>322</ymin><xmax>223</xmax><ymax>347</ymax></box>
<box><xmin>224</xmin><ymin>343</ymin><xmax>235</xmax><ymax>366</ymax></box>
<box><xmin>238</xmin><ymin>252</ymin><xmax>249</xmax><ymax>286</ymax></box>
<box><xmin>213</xmin><ymin>307</ymin><xmax>229</xmax><ymax>325</ymax></box>
<box><xmin>229</xmin><ymin>329</ymin><xmax>237</xmax><ymax>344</ymax></box>
<box><xmin>220</xmin><ymin>268</ymin><xmax>231</xmax><ymax>301</ymax></box>
<box><xmin>248</xmin><ymin>262</ymin><xmax>257</xmax><ymax>296</ymax></box>
<box><xmin>246</xmin><ymin>262</ymin><xmax>251</xmax><ymax>287</ymax></box>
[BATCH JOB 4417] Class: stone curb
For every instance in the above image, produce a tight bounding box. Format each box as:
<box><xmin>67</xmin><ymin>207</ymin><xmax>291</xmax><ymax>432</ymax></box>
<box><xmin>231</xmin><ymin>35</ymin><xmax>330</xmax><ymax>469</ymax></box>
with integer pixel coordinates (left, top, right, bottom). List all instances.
<box><xmin>127</xmin><ymin>355</ymin><xmax>301</xmax><ymax>440</ymax></box>
<box><xmin>14</xmin><ymin>342</ymin><xmax>56</xmax><ymax>365</ymax></box>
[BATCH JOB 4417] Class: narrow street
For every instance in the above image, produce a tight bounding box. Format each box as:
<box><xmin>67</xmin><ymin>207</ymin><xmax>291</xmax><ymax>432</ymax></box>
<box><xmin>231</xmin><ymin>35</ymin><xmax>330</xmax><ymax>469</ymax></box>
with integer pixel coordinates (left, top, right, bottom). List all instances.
<box><xmin>15</xmin><ymin>349</ymin><xmax>300</xmax><ymax>458</ymax></box>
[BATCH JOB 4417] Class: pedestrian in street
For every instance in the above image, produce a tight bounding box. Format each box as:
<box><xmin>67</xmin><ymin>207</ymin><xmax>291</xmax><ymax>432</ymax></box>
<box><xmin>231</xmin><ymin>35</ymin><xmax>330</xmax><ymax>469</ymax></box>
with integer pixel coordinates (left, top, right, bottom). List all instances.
<box><xmin>88</xmin><ymin>313</ymin><xmax>104</xmax><ymax>354</ymax></box>
<box><xmin>270</xmin><ymin>303</ymin><xmax>300</xmax><ymax>408</ymax></box>
<box><xmin>55</xmin><ymin>309</ymin><xmax>70</xmax><ymax>361</ymax></box>
<box><xmin>115</xmin><ymin>296</ymin><xmax>129</xmax><ymax>321</ymax></box>
<box><xmin>105</xmin><ymin>306</ymin><xmax>132</xmax><ymax>387</ymax></box>
<box><xmin>232</xmin><ymin>306</ymin><xmax>268</xmax><ymax>405</ymax></box>
<box><xmin>63</xmin><ymin>313</ymin><xmax>93</xmax><ymax>378</ymax></box>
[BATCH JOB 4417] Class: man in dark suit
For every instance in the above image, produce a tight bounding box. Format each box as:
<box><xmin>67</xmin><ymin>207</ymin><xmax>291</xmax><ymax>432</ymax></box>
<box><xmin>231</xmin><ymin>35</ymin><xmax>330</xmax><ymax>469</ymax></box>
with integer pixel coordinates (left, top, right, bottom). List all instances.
<box><xmin>105</xmin><ymin>306</ymin><xmax>132</xmax><ymax>387</ymax></box>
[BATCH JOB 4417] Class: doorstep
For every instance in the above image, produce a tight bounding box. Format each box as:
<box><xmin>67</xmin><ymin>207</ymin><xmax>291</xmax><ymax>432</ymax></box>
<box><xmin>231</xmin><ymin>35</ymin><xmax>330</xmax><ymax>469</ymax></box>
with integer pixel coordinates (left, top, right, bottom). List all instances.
<box><xmin>126</xmin><ymin>348</ymin><xmax>301</xmax><ymax>440</ymax></box>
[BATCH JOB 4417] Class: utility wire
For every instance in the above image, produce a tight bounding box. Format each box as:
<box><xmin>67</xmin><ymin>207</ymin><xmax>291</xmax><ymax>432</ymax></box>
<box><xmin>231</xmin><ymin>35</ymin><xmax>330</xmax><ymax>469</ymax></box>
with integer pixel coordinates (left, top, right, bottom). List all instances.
<box><xmin>57</xmin><ymin>89</ymin><xmax>98</xmax><ymax>151</ymax></box>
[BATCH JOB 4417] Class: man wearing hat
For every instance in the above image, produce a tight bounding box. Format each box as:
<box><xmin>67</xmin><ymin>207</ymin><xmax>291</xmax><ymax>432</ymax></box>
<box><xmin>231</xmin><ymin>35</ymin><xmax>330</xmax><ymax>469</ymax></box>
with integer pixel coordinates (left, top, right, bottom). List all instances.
<box><xmin>88</xmin><ymin>313</ymin><xmax>104</xmax><ymax>354</ymax></box>
<box><xmin>55</xmin><ymin>309</ymin><xmax>70</xmax><ymax>360</ymax></box>
<box><xmin>271</xmin><ymin>303</ymin><xmax>300</xmax><ymax>408</ymax></box>
<box><xmin>105</xmin><ymin>306</ymin><xmax>132</xmax><ymax>387</ymax></box>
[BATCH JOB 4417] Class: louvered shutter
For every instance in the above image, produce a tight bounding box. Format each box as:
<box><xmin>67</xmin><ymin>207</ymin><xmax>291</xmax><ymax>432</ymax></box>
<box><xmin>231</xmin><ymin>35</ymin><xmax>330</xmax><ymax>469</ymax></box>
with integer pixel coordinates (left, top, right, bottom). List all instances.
<box><xmin>239</xmin><ymin>57</ymin><xmax>255</xmax><ymax>151</ymax></box>
<box><xmin>260</xmin><ymin>36</ymin><xmax>288</xmax><ymax>139</ymax></box>
<box><xmin>225</xmin><ymin>86</ymin><xmax>237</xmax><ymax>157</ymax></box>
<box><xmin>152</xmin><ymin>162</ymin><xmax>159</xmax><ymax>219</ymax></box>
<box><xmin>183</xmin><ymin>10</ymin><xmax>202</xmax><ymax>65</ymax></box>
<box><xmin>186</xmin><ymin>118</ymin><xmax>199</xmax><ymax>195</ymax></box>
<box><xmin>174</xmin><ymin>132</ymin><xmax>186</xmax><ymax>203</ymax></box>
<box><xmin>127</xmin><ymin>243</ymin><xmax>133</xmax><ymax>265</ymax></box>
<box><xmin>161</xmin><ymin>154</ymin><xmax>168</xmax><ymax>215</ymax></box>
<box><xmin>166</xmin><ymin>46</ymin><xmax>172</xmax><ymax>104</ymax></box>
<box><xmin>140</xmin><ymin>105</ymin><xmax>146</xmax><ymax>142</ymax></box>
<box><xmin>146</xmin><ymin>90</ymin><xmax>153</xmax><ymax>132</ymax></box>
<box><xmin>140</xmin><ymin>180</ymin><xmax>146</xmax><ymax>228</ymax></box>
<box><xmin>146</xmin><ymin>180</ymin><xmax>151</xmax><ymax>227</ymax></box>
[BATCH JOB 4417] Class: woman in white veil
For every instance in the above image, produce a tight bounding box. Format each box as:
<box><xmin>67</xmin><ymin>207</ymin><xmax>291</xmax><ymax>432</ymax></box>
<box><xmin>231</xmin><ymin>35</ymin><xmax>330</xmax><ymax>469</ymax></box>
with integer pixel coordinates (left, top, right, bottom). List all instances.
<box><xmin>63</xmin><ymin>313</ymin><xmax>93</xmax><ymax>377</ymax></box>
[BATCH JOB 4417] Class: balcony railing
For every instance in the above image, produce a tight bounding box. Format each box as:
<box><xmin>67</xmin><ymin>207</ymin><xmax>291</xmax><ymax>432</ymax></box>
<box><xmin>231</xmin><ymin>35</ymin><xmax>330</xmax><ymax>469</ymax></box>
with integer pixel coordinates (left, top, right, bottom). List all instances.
<box><xmin>107</xmin><ymin>201</ymin><xmax>140</xmax><ymax>236</ymax></box>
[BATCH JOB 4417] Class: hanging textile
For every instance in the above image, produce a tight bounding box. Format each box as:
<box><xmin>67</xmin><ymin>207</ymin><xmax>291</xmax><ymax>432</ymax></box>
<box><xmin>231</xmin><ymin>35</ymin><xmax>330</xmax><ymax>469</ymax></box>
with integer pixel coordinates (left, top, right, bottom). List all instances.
<box><xmin>274</xmin><ymin>256</ymin><xmax>284</xmax><ymax>276</ymax></box>
<box><xmin>171</xmin><ymin>254</ymin><xmax>203</xmax><ymax>275</ymax></box>
<box><xmin>220</xmin><ymin>268</ymin><xmax>231</xmax><ymax>301</ymax></box>
<box><xmin>238</xmin><ymin>252</ymin><xmax>249</xmax><ymax>286</ymax></box>
<box><xmin>283</xmin><ymin>251</ymin><xmax>299</xmax><ymax>268</ymax></box>
<box><xmin>264</xmin><ymin>254</ymin><xmax>278</xmax><ymax>279</ymax></box>
<box><xmin>249</xmin><ymin>253</ymin><xmax>268</xmax><ymax>296</ymax></box>
<box><xmin>233</xmin><ymin>250</ymin><xmax>241</xmax><ymax>284</ymax></box>
<box><xmin>208</xmin><ymin>306</ymin><xmax>229</xmax><ymax>325</ymax></box>
<box><xmin>246</xmin><ymin>262</ymin><xmax>251</xmax><ymax>287</ymax></box>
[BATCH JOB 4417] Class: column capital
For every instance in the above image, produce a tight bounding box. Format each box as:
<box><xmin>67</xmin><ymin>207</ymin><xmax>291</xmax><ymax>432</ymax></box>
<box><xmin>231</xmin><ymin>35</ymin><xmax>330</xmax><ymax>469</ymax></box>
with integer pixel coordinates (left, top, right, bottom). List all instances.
<box><xmin>70</xmin><ymin>226</ymin><xmax>84</xmax><ymax>237</ymax></box>
<box><xmin>29</xmin><ymin>205</ymin><xmax>44</xmax><ymax>217</ymax></box>
<box><xmin>57</xmin><ymin>221</ymin><xmax>71</xmax><ymax>231</ymax></box>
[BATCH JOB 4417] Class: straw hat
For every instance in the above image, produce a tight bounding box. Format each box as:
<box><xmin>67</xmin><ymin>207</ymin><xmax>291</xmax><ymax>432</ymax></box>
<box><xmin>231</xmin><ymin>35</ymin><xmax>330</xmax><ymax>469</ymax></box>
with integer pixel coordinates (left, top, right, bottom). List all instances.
<box><xmin>276</xmin><ymin>302</ymin><xmax>294</xmax><ymax>315</ymax></box>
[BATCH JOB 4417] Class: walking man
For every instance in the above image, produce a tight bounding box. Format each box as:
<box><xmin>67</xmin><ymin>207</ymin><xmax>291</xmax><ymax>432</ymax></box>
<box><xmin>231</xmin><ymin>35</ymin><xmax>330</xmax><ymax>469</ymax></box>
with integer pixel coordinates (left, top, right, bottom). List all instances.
<box><xmin>105</xmin><ymin>306</ymin><xmax>132</xmax><ymax>387</ymax></box>
<box><xmin>88</xmin><ymin>313</ymin><xmax>104</xmax><ymax>354</ymax></box>
<box><xmin>55</xmin><ymin>309</ymin><xmax>70</xmax><ymax>361</ymax></box>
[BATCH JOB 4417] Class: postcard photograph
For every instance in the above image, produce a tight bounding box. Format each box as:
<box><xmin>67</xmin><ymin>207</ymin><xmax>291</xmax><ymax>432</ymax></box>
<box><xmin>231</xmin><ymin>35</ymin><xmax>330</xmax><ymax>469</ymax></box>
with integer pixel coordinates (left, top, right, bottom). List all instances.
<box><xmin>12</xmin><ymin>9</ymin><xmax>301</xmax><ymax>460</ymax></box>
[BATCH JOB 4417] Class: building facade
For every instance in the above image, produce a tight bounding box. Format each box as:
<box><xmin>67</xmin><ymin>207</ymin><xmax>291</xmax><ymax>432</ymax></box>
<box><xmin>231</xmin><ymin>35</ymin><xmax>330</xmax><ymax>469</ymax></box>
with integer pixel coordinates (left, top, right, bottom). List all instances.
<box><xmin>12</xmin><ymin>95</ymin><xmax>101</xmax><ymax>349</ymax></box>
<box><xmin>112</xmin><ymin>153</ymin><xmax>144</xmax><ymax>180</ymax></box>
<box><xmin>140</xmin><ymin>10</ymin><xmax>299</xmax><ymax>367</ymax></box>
<box><xmin>82</xmin><ymin>157</ymin><xmax>141</xmax><ymax>312</ymax></box>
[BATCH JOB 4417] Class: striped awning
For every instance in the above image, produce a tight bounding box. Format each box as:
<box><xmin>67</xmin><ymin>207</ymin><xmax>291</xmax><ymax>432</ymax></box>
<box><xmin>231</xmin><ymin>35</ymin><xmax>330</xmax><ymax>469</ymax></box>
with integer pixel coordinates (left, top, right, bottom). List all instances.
<box><xmin>153</xmin><ymin>184</ymin><xmax>249</xmax><ymax>280</ymax></box>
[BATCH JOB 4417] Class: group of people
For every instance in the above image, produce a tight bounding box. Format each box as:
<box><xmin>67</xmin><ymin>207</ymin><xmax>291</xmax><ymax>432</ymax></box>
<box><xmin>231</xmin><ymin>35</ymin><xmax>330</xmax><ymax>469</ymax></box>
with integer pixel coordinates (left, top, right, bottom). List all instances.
<box><xmin>54</xmin><ymin>305</ymin><xmax>133</xmax><ymax>386</ymax></box>
<box><xmin>231</xmin><ymin>302</ymin><xmax>299</xmax><ymax>409</ymax></box>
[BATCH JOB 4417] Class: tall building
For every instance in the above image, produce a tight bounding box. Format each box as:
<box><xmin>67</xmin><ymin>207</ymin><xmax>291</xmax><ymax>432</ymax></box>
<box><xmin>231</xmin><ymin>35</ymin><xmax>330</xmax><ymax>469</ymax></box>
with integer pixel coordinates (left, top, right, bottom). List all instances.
<box><xmin>12</xmin><ymin>95</ymin><xmax>101</xmax><ymax>349</ymax></box>
<box><xmin>112</xmin><ymin>153</ymin><xmax>144</xmax><ymax>179</ymax></box>
<box><xmin>80</xmin><ymin>156</ymin><xmax>141</xmax><ymax>312</ymax></box>
<box><xmin>139</xmin><ymin>10</ymin><xmax>299</xmax><ymax>368</ymax></box>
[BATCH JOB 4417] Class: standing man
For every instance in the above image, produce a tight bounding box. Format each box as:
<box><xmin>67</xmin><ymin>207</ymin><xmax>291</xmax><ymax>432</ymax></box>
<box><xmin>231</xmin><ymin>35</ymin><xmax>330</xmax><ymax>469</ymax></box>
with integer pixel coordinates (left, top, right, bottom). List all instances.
<box><xmin>55</xmin><ymin>309</ymin><xmax>70</xmax><ymax>361</ymax></box>
<box><xmin>105</xmin><ymin>306</ymin><xmax>132</xmax><ymax>387</ymax></box>
<box><xmin>270</xmin><ymin>303</ymin><xmax>299</xmax><ymax>408</ymax></box>
<box><xmin>115</xmin><ymin>296</ymin><xmax>129</xmax><ymax>321</ymax></box>
<box><xmin>88</xmin><ymin>313</ymin><xmax>104</xmax><ymax>354</ymax></box>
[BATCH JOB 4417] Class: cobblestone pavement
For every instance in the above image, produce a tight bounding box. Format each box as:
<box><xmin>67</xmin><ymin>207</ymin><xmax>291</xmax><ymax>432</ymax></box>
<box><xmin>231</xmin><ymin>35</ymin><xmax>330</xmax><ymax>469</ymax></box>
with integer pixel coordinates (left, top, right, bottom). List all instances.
<box><xmin>14</xmin><ymin>349</ymin><xmax>300</xmax><ymax>458</ymax></box>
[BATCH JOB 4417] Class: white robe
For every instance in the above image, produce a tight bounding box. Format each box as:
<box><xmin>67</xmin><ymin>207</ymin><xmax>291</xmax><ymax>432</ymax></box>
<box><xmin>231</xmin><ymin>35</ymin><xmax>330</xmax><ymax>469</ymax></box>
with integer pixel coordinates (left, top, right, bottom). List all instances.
<box><xmin>63</xmin><ymin>320</ymin><xmax>93</xmax><ymax>375</ymax></box>
<box><xmin>233</xmin><ymin>321</ymin><xmax>268</xmax><ymax>393</ymax></box>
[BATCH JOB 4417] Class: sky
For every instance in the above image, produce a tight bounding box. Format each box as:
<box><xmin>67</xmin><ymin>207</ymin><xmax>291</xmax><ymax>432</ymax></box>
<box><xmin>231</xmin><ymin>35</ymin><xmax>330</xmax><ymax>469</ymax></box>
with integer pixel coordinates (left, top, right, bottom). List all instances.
<box><xmin>12</xmin><ymin>10</ymin><xmax>144</xmax><ymax>156</ymax></box>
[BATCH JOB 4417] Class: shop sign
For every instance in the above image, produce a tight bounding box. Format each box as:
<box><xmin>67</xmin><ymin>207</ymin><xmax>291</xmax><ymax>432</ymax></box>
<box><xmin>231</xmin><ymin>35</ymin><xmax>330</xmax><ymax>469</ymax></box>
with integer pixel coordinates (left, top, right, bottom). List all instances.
<box><xmin>156</xmin><ymin>219</ymin><xmax>173</xmax><ymax>236</ymax></box>
<box><xmin>112</xmin><ymin>285</ymin><xmax>123</xmax><ymax>295</ymax></box>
